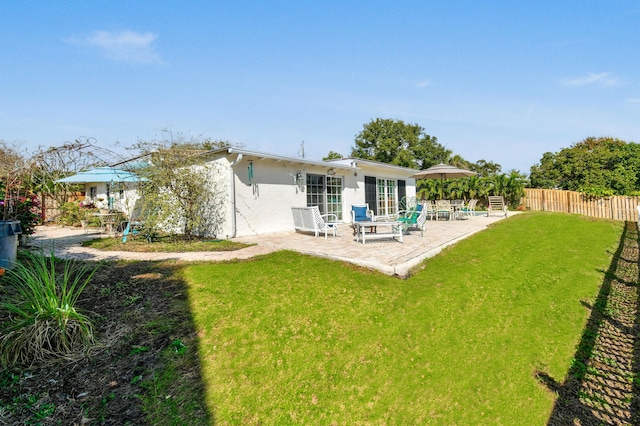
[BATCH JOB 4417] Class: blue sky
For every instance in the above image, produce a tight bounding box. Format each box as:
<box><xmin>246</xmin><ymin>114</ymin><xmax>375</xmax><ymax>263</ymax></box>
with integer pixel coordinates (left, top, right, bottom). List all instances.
<box><xmin>2</xmin><ymin>1</ymin><xmax>639</xmax><ymax>173</ymax></box>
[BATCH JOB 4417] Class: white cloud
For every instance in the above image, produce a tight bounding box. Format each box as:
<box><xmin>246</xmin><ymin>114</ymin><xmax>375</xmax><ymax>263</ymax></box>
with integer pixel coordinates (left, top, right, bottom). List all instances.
<box><xmin>561</xmin><ymin>72</ymin><xmax>621</xmax><ymax>87</ymax></box>
<box><xmin>67</xmin><ymin>30</ymin><xmax>162</xmax><ymax>64</ymax></box>
<box><xmin>416</xmin><ymin>80</ymin><xmax>432</xmax><ymax>88</ymax></box>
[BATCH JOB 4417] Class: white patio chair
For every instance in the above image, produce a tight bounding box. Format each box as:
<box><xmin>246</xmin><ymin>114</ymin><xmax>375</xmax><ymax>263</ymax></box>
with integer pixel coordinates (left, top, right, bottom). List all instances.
<box><xmin>435</xmin><ymin>200</ymin><xmax>453</xmax><ymax>221</ymax></box>
<box><xmin>450</xmin><ymin>199</ymin><xmax>464</xmax><ymax>220</ymax></box>
<box><xmin>459</xmin><ymin>199</ymin><xmax>478</xmax><ymax>219</ymax></box>
<box><xmin>350</xmin><ymin>204</ymin><xmax>375</xmax><ymax>236</ymax></box>
<box><xmin>350</xmin><ymin>204</ymin><xmax>374</xmax><ymax>224</ymax></box>
<box><xmin>423</xmin><ymin>200</ymin><xmax>436</xmax><ymax>221</ymax></box>
<box><xmin>291</xmin><ymin>206</ymin><xmax>338</xmax><ymax>239</ymax></box>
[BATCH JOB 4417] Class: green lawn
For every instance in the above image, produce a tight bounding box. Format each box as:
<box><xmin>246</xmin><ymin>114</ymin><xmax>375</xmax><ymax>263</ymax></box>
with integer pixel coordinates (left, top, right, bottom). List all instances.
<box><xmin>182</xmin><ymin>212</ymin><xmax>622</xmax><ymax>424</ymax></box>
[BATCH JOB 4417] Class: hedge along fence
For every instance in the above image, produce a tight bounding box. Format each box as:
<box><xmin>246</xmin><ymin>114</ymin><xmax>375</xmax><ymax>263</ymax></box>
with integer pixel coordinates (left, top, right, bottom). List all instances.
<box><xmin>524</xmin><ymin>188</ymin><xmax>640</xmax><ymax>222</ymax></box>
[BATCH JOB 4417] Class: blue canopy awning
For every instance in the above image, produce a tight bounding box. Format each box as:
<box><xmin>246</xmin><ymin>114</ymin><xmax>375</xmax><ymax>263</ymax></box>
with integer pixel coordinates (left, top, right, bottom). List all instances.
<box><xmin>55</xmin><ymin>167</ymin><xmax>142</xmax><ymax>184</ymax></box>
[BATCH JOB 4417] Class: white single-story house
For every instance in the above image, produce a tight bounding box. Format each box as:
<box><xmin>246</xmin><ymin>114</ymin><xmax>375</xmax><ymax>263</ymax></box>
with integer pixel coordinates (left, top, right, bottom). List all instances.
<box><xmin>56</xmin><ymin>149</ymin><xmax>419</xmax><ymax>238</ymax></box>
<box><xmin>203</xmin><ymin>147</ymin><xmax>418</xmax><ymax>238</ymax></box>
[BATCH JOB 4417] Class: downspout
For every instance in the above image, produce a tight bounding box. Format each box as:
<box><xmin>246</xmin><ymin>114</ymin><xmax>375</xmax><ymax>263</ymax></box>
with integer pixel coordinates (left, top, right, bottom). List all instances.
<box><xmin>228</xmin><ymin>152</ymin><xmax>243</xmax><ymax>238</ymax></box>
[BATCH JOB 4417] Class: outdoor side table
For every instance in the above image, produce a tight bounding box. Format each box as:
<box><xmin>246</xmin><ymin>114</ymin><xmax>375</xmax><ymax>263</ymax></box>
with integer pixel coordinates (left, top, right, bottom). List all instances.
<box><xmin>354</xmin><ymin>221</ymin><xmax>403</xmax><ymax>244</ymax></box>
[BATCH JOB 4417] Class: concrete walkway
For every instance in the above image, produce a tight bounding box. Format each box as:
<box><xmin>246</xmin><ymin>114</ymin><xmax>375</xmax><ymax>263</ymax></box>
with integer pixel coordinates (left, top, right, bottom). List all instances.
<box><xmin>29</xmin><ymin>214</ymin><xmax>513</xmax><ymax>277</ymax></box>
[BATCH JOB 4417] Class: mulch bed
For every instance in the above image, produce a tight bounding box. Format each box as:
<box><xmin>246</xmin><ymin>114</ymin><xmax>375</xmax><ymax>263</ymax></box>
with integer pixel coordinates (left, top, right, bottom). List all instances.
<box><xmin>0</xmin><ymin>261</ymin><xmax>210</xmax><ymax>425</ymax></box>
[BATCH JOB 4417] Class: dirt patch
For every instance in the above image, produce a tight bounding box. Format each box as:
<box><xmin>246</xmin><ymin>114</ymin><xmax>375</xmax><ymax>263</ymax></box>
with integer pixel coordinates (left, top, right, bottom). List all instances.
<box><xmin>0</xmin><ymin>260</ymin><xmax>210</xmax><ymax>425</ymax></box>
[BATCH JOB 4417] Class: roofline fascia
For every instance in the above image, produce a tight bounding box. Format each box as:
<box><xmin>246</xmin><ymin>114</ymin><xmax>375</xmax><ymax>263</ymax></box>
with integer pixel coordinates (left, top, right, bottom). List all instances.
<box><xmin>329</xmin><ymin>157</ymin><xmax>419</xmax><ymax>174</ymax></box>
<box><xmin>209</xmin><ymin>147</ymin><xmax>359</xmax><ymax>172</ymax></box>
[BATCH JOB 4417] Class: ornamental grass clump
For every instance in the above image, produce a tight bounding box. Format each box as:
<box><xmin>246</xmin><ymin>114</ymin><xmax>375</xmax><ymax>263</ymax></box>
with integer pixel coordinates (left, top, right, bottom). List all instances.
<box><xmin>0</xmin><ymin>251</ymin><xmax>98</xmax><ymax>367</ymax></box>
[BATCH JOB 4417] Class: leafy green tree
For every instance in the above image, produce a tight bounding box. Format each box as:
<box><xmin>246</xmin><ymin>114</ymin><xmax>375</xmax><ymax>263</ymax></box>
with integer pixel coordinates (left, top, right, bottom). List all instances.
<box><xmin>470</xmin><ymin>159</ymin><xmax>502</xmax><ymax>177</ymax></box>
<box><xmin>447</xmin><ymin>155</ymin><xmax>473</xmax><ymax>170</ymax></box>
<box><xmin>323</xmin><ymin>151</ymin><xmax>343</xmax><ymax>161</ymax></box>
<box><xmin>529</xmin><ymin>137</ymin><xmax>640</xmax><ymax>195</ymax></box>
<box><xmin>351</xmin><ymin>118</ymin><xmax>450</xmax><ymax>169</ymax></box>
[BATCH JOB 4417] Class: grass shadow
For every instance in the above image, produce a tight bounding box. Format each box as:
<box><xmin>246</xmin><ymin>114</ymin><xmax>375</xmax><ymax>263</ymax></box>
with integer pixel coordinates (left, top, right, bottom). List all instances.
<box><xmin>537</xmin><ymin>221</ymin><xmax>640</xmax><ymax>425</ymax></box>
<box><xmin>89</xmin><ymin>260</ymin><xmax>215</xmax><ymax>424</ymax></box>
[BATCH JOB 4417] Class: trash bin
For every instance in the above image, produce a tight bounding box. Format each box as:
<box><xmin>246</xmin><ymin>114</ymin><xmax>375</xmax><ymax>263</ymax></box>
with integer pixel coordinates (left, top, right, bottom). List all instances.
<box><xmin>0</xmin><ymin>220</ymin><xmax>22</xmax><ymax>270</ymax></box>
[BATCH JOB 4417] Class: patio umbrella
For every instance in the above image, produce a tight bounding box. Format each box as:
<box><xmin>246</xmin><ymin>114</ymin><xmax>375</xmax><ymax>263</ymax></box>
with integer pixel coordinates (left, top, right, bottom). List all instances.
<box><xmin>410</xmin><ymin>163</ymin><xmax>477</xmax><ymax>180</ymax></box>
<box><xmin>411</xmin><ymin>163</ymin><xmax>477</xmax><ymax>199</ymax></box>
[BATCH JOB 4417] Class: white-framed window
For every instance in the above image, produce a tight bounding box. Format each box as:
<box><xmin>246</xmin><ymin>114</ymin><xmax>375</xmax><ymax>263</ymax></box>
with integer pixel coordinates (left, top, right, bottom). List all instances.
<box><xmin>306</xmin><ymin>174</ymin><xmax>343</xmax><ymax>220</ymax></box>
<box><xmin>326</xmin><ymin>176</ymin><xmax>343</xmax><ymax>220</ymax></box>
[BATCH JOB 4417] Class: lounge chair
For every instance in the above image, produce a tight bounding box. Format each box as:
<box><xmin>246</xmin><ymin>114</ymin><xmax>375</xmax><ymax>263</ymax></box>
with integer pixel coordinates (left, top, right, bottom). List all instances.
<box><xmin>291</xmin><ymin>206</ymin><xmax>338</xmax><ymax>239</ymax></box>
<box><xmin>487</xmin><ymin>196</ymin><xmax>508</xmax><ymax>217</ymax></box>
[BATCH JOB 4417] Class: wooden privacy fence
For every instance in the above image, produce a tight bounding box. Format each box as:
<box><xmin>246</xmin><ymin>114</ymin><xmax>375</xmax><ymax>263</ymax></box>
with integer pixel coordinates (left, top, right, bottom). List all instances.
<box><xmin>524</xmin><ymin>189</ymin><xmax>640</xmax><ymax>222</ymax></box>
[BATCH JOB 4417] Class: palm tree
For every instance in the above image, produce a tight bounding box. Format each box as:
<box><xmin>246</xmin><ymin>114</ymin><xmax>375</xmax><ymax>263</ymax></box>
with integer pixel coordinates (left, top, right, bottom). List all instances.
<box><xmin>504</xmin><ymin>170</ymin><xmax>526</xmax><ymax>208</ymax></box>
<box><xmin>448</xmin><ymin>178</ymin><xmax>468</xmax><ymax>200</ymax></box>
<box><xmin>466</xmin><ymin>176</ymin><xmax>482</xmax><ymax>201</ymax></box>
<box><xmin>416</xmin><ymin>179</ymin><xmax>440</xmax><ymax>200</ymax></box>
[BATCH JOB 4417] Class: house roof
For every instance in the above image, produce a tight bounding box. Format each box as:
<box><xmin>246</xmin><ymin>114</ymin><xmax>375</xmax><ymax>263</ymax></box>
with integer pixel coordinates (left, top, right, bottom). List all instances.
<box><xmin>210</xmin><ymin>147</ymin><xmax>357</xmax><ymax>172</ymax></box>
<box><xmin>211</xmin><ymin>147</ymin><xmax>419</xmax><ymax>177</ymax></box>
<box><xmin>326</xmin><ymin>157</ymin><xmax>419</xmax><ymax>176</ymax></box>
<box><xmin>55</xmin><ymin>167</ymin><xmax>142</xmax><ymax>184</ymax></box>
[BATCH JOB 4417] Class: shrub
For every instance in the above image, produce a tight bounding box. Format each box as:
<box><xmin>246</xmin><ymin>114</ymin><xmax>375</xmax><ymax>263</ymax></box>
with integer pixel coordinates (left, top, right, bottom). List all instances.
<box><xmin>58</xmin><ymin>201</ymin><xmax>100</xmax><ymax>227</ymax></box>
<box><xmin>0</xmin><ymin>251</ymin><xmax>98</xmax><ymax>366</ymax></box>
<box><xmin>58</xmin><ymin>202</ymin><xmax>81</xmax><ymax>226</ymax></box>
<box><xmin>11</xmin><ymin>194</ymin><xmax>42</xmax><ymax>236</ymax></box>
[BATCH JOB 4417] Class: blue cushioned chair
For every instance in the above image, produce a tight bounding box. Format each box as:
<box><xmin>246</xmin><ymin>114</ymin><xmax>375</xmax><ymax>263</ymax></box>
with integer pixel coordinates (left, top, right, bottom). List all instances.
<box><xmin>351</xmin><ymin>204</ymin><xmax>374</xmax><ymax>236</ymax></box>
<box><xmin>351</xmin><ymin>204</ymin><xmax>373</xmax><ymax>223</ymax></box>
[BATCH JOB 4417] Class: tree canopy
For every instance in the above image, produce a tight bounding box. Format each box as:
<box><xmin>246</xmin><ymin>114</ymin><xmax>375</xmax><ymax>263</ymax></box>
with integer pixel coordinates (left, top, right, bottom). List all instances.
<box><xmin>342</xmin><ymin>118</ymin><xmax>527</xmax><ymax>207</ymax></box>
<box><xmin>350</xmin><ymin>118</ymin><xmax>451</xmax><ymax>169</ymax></box>
<box><xmin>323</xmin><ymin>151</ymin><xmax>342</xmax><ymax>161</ymax></box>
<box><xmin>529</xmin><ymin>137</ymin><xmax>640</xmax><ymax>196</ymax></box>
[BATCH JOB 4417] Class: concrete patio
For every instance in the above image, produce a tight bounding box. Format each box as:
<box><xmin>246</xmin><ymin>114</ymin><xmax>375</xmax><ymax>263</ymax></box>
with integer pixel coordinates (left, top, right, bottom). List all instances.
<box><xmin>29</xmin><ymin>214</ymin><xmax>512</xmax><ymax>277</ymax></box>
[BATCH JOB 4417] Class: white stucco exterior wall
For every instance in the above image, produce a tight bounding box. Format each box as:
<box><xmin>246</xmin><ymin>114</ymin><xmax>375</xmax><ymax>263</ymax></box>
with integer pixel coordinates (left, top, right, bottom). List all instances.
<box><xmin>82</xmin><ymin>182</ymin><xmax>141</xmax><ymax>218</ymax></box>
<box><xmin>210</xmin><ymin>153</ymin><xmax>417</xmax><ymax>238</ymax></box>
